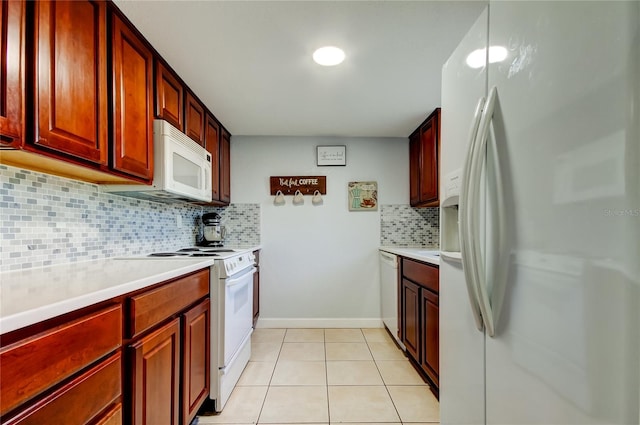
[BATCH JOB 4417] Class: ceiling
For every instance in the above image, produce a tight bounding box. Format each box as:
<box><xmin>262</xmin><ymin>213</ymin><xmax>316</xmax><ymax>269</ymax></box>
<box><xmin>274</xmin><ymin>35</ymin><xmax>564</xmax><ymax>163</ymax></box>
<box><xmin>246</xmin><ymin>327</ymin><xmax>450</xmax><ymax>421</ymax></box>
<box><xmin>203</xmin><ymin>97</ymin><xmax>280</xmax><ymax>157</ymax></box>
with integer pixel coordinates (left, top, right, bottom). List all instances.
<box><xmin>113</xmin><ymin>1</ymin><xmax>486</xmax><ymax>138</ymax></box>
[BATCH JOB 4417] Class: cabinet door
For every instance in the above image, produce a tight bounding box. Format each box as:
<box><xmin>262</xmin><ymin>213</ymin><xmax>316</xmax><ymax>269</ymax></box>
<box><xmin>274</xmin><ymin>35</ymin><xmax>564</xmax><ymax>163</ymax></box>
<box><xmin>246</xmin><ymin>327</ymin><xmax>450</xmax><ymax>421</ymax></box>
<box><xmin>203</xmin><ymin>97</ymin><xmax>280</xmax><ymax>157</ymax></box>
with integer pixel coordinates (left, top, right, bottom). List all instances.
<box><xmin>111</xmin><ymin>13</ymin><xmax>153</xmax><ymax>180</ymax></box>
<box><xmin>421</xmin><ymin>290</ymin><xmax>439</xmax><ymax>387</ymax></box>
<box><xmin>401</xmin><ymin>278</ymin><xmax>420</xmax><ymax>362</ymax></box>
<box><xmin>185</xmin><ymin>92</ymin><xmax>205</xmax><ymax>147</ymax></box>
<box><xmin>419</xmin><ymin>116</ymin><xmax>438</xmax><ymax>204</ymax></box>
<box><xmin>130</xmin><ymin>318</ymin><xmax>180</xmax><ymax>425</ymax></box>
<box><xmin>1</xmin><ymin>0</ymin><xmax>23</xmax><ymax>144</ymax></box>
<box><xmin>409</xmin><ymin>132</ymin><xmax>420</xmax><ymax>206</ymax></box>
<box><xmin>220</xmin><ymin>128</ymin><xmax>231</xmax><ymax>203</ymax></box>
<box><xmin>205</xmin><ymin>115</ymin><xmax>221</xmax><ymax>201</ymax></box>
<box><xmin>155</xmin><ymin>61</ymin><xmax>183</xmax><ymax>130</ymax></box>
<box><xmin>253</xmin><ymin>266</ymin><xmax>260</xmax><ymax>326</ymax></box>
<box><xmin>34</xmin><ymin>0</ymin><xmax>107</xmax><ymax>164</ymax></box>
<box><xmin>182</xmin><ymin>299</ymin><xmax>210</xmax><ymax>425</ymax></box>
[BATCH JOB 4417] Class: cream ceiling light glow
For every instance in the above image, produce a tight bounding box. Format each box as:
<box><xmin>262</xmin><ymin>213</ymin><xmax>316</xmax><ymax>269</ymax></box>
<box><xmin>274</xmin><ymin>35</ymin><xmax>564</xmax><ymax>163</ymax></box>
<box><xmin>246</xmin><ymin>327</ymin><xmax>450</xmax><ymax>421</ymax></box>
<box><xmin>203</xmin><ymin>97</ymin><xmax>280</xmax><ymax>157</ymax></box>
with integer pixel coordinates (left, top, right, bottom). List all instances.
<box><xmin>466</xmin><ymin>46</ymin><xmax>508</xmax><ymax>69</ymax></box>
<box><xmin>313</xmin><ymin>46</ymin><xmax>345</xmax><ymax>66</ymax></box>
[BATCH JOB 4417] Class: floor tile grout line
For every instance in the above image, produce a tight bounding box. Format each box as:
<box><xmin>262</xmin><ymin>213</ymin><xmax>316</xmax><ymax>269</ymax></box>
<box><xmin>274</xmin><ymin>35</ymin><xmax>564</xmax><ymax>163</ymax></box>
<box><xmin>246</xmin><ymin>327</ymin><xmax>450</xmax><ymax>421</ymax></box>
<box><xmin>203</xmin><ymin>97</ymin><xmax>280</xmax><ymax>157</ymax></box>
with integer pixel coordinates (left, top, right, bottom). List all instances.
<box><xmin>254</xmin><ymin>329</ymin><xmax>285</xmax><ymax>424</ymax></box>
<box><xmin>324</xmin><ymin>333</ymin><xmax>331</xmax><ymax>424</ymax></box>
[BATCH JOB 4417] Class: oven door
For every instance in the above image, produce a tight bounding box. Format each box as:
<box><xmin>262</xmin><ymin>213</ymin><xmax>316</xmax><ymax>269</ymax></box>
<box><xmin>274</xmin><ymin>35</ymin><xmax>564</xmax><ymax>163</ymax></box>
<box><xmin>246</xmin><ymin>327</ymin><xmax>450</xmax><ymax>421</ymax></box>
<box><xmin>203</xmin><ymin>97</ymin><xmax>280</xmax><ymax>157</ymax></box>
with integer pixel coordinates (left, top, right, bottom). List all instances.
<box><xmin>222</xmin><ymin>266</ymin><xmax>256</xmax><ymax>367</ymax></box>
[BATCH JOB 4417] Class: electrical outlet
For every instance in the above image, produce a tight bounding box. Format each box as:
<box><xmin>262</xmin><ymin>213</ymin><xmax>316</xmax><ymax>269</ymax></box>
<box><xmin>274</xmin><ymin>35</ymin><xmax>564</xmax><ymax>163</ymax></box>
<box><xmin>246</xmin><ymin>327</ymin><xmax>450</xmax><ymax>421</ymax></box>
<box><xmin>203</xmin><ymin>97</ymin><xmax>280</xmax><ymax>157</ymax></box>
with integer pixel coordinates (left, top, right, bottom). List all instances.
<box><xmin>176</xmin><ymin>213</ymin><xmax>182</xmax><ymax>228</ymax></box>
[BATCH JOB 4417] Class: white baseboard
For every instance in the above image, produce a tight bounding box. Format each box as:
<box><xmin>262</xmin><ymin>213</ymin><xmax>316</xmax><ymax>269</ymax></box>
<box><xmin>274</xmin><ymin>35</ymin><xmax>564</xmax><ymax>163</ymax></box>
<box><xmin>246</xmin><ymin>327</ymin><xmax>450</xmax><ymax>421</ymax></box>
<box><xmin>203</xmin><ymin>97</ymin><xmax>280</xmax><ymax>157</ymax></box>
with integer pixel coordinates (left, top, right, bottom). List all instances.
<box><xmin>255</xmin><ymin>318</ymin><xmax>383</xmax><ymax>329</ymax></box>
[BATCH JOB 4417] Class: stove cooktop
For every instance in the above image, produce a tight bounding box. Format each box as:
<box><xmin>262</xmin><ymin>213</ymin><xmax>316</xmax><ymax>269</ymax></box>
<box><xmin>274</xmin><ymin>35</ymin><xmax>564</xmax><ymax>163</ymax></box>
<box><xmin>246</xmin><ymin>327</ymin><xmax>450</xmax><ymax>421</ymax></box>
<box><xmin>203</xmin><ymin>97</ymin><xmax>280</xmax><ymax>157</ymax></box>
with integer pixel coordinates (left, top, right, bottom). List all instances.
<box><xmin>146</xmin><ymin>247</ymin><xmax>240</xmax><ymax>258</ymax></box>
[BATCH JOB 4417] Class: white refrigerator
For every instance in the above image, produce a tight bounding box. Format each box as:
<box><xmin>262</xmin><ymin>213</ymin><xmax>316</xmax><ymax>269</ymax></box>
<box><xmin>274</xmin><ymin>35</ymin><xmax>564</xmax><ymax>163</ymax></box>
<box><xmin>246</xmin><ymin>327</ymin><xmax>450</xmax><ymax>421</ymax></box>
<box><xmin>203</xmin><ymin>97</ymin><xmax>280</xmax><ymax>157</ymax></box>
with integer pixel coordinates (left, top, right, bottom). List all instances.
<box><xmin>439</xmin><ymin>2</ymin><xmax>639</xmax><ymax>424</ymax></box>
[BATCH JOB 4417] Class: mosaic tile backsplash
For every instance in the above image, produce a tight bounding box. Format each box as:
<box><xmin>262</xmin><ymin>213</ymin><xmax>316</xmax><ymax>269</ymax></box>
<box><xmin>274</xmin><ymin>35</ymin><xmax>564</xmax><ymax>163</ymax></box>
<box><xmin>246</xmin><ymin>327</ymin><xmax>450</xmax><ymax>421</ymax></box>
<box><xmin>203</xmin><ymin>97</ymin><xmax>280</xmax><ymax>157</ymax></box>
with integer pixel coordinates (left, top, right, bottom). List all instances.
<box><xmin>0</xmin><ymin>165</ymin><xmax>260</xmax><ymax>272</ymax></box>
<box><xmin>380</xmin><ymin>204</ymin><xmax>439</xmax><ymax>247</ymax></box>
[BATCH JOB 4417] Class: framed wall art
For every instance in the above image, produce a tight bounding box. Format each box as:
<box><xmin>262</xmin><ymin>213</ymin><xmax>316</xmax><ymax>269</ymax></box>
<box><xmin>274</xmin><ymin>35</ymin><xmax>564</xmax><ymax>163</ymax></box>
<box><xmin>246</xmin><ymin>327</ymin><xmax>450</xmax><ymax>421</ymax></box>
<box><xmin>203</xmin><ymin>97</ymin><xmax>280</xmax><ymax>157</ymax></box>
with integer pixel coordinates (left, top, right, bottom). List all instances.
<box><xmin>348</xmin><ymin>181</ymin><xmax>378</xmax><ymax>211</ymax></box>
<box><xmin>317</xmin><ymin>145</ymin><xmax>346</xmax><ymax>166</ymax></box>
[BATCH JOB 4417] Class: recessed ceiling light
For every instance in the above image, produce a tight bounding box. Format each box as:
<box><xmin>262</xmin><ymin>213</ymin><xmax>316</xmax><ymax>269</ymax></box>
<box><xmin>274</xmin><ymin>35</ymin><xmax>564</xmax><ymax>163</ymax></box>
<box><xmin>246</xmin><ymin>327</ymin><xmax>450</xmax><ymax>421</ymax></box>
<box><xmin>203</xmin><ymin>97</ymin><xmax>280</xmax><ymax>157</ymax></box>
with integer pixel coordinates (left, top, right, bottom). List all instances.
<box><xmin>466</xmin><ymin>46</ymin><xmax>508</xmax><ymax>69</ymax></box>
<box><xmin>313</xmin><ymin>46</ymin><xmax>345</xmax><ymax>66</ymax></box>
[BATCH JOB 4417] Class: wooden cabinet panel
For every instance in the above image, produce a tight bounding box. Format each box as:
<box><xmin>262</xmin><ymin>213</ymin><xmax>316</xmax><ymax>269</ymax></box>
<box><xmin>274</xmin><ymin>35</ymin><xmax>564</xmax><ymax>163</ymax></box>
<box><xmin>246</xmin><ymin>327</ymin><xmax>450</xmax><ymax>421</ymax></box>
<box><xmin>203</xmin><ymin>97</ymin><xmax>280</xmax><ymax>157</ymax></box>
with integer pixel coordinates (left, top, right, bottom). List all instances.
<box><xmin>253</xmin><ymin>265</ymin><xmax>260</xmax><ymax>327</ymax></box>
<box><xmin>401</xmin><ymin>278</ymin><xmax>420</xmax><ymax>361</ymax></box>
<box><xmin>111</xmin><ymin>13</ymin><xmax>153</xmax><ymax>180</ymax></box>
<box><xmin>182</xmin><ymin>299</ymin><xmax>210</xmax><ymax>425</ymax></box>
<box><xmin>409</xmin><ymin>108</ymin><xmax>440</xmax><ymax>207</ymax></box>
<box><xmin>205</xmin><ymin>115</ymin><xmax>221</xmax><ymax>201</ymax></box>
<box><xmin>419</xmin><ymin>119</ymin><xmax>438</xmax><ymax>203</ymax></box>
<box><xmin>0</xmin><ymin>305</ymin><xmax>122</xmax><ymax>416</ymax></box>
<box><xmin>128</xmin><ymin>269</ymin><xmax>209</xmax><ymax>338</ymax></box>
<box><xmin>400</xmin><ymin>257</ymin><xmax>439</xmax><ymax>392</ymax></box>
<box><xmin>0</xmin><ymin>0</ymin><xmax>24</xmax><ymax>144</ymax></box>
<box><xmin>409</xmin><ymin>132</ymin><xmax>420</xmax><ymax>205</ymax></box>
<box><xmin>33</xmin><ymin>0</ymin><xmax>107</xmax><ymax>164</ymax></box>
<box><xmin>253</xmin><ymin>250</ymin><xmax>260</xmax><ymax>326</ymax></box>
<box><xmin>403</xmin><ymin>258</ymin><xmax>439</xmax><ymax>293</ymax></box>
<box><xmin>130</xmin><ymin>318</ymin><xmax>180</xmax><ymax>425</ymax></box>
<box><xmin>4</xmin><ymin>353</ymin><xmax>121</xmax><ymax>425</ymax></box>
<box><xmin>155</xmin><ymin>61</ymin><xmax>183</xmax><ymax>130</ymax></box>
<box><xmin>220</xmin><ymin>128</ymin><xmax>231</xmax><ymax>203</ymax></box>
<box><xmin>95</xmin><ymin>403</ymin><xmax>123</xmax><ymax>425</ymax></box>
<box><xmin>185</xmin><ymin>92</ymin><xmax>205</xmax><ymax>146</ymax></box>
<box><xmin>421</xmin><ymin>290</ymin><xmax>439</xmax><ymax>386</ymax></box>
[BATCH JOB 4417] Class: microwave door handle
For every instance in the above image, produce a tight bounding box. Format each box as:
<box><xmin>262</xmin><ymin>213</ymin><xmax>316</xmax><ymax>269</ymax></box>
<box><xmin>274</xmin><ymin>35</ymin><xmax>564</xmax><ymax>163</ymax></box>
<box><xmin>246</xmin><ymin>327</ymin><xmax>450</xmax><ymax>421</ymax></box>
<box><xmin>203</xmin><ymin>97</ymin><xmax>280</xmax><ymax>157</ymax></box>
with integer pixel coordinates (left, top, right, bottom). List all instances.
<box><xmin>204</xmin><ymin>166</ymin><xmax>211</xmax><ymax>193</ymax></box>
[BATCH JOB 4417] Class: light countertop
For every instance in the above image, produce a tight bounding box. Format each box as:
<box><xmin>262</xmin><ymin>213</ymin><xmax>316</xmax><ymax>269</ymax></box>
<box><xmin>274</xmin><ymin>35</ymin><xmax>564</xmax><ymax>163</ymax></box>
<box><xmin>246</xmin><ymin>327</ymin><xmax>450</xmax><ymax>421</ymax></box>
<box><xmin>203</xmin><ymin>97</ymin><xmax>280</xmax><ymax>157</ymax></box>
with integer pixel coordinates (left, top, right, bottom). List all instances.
<box><xmin>379</xmin><ymin>246</ymin><xmax>440</xmax><ymax>266</ymax></box>
<box><xmin>0</xmin><ymin>258</ymin><xmax>216</xmax><ymax>334</ymax></box>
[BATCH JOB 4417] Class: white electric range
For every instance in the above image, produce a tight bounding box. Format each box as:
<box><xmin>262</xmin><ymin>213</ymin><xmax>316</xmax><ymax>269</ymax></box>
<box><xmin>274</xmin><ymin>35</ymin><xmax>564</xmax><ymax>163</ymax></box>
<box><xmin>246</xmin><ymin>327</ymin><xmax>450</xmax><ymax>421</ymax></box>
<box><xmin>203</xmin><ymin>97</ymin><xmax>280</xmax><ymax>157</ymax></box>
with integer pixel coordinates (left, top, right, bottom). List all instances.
<box><xmin>124</xmin><ymin>246</ymin><xmax>256</xmax><ymax>413</ymax></box>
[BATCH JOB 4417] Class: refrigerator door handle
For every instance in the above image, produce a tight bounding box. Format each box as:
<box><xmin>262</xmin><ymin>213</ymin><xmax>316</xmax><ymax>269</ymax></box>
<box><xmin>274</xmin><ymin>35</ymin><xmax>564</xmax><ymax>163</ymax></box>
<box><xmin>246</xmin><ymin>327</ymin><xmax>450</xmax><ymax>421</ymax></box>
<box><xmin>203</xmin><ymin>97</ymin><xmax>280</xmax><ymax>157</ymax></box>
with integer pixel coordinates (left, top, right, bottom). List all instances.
<box><xmin>470</xmin><ymin>86</ymin><xmax>500</xmax><ymax>338</ymax></box>
<box><xmin>459</xmin><ymin>96</ymin><xmax>486</xmax><ymax>332</ymax></box>
<box><xmin>486</xmin><ymin>87</ymin><xmax>509</xmax><ymax>338</ymax></box>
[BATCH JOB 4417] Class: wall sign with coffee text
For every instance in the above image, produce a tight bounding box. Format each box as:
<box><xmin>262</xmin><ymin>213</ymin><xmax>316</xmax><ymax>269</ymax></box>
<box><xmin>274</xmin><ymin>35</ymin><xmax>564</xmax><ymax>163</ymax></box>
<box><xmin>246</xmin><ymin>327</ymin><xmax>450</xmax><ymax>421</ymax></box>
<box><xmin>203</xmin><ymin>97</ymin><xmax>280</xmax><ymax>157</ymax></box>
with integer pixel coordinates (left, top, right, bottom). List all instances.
<box><xmin>270</xmin><ymin>176</ymin><xmax>327</xmax><ymax>195</ymax></box>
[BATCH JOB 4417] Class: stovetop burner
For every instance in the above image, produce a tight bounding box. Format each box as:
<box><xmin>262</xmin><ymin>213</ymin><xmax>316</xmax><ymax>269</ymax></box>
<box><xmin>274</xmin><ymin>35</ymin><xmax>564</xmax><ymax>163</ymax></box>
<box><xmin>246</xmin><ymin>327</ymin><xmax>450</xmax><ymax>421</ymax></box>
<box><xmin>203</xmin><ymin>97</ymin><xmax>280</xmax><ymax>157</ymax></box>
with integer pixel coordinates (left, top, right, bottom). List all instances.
<box><xmin>148</xmin><ymin>251</ymin><xmax>220</xmax><ymax>258</ymax></box>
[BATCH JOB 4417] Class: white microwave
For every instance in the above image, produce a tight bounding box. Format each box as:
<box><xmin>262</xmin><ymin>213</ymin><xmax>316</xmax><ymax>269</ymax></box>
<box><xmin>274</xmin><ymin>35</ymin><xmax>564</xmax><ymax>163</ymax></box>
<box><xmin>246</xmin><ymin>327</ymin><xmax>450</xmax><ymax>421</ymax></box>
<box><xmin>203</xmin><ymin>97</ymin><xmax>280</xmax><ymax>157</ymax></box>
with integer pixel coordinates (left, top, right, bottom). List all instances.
<box><xmin>103</xmin><ymin>120</ymin><xmax>212</xmax><ymax>203</ymax></box>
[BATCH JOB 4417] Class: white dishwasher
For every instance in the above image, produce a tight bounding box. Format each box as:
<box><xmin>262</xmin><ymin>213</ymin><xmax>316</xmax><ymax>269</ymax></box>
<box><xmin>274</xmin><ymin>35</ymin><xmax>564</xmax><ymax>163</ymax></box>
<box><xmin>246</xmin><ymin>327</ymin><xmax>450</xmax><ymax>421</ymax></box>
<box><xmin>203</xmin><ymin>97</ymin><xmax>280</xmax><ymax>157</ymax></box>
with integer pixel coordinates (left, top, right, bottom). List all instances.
<box><xmin>379</xmin><ymin>251</ymin><xmax>404</xmax><ymax>349</ymax></box>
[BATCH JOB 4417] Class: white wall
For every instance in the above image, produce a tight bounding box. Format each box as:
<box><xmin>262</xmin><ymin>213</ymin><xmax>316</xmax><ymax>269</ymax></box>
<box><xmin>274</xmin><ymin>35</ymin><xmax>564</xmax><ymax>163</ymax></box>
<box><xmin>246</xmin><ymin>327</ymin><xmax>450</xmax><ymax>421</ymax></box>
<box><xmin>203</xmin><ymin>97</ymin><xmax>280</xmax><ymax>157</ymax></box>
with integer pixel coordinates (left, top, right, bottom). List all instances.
<box><xmin>231</xmin><ymin>136</ymin><xmax>408</xmax><ymax>328</ymax></box>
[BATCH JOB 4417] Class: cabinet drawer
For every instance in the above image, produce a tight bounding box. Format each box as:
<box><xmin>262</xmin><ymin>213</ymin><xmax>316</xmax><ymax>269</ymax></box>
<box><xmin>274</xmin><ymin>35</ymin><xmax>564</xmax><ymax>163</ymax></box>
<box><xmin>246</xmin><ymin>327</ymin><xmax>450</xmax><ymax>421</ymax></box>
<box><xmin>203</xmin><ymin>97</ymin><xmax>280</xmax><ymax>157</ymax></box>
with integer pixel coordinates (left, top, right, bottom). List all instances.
<box><xmin>128</xmin><ymin>269</ymin><xmax>209</xmax><ymax>338</ymax></box>
<box><xmin>402</xmin><ymin>258</ymin><xmax>439</xmax><ymax>293</ymax></box>
<box><xmin>4</xmin><ymin>352</ymin><xmax>122</xmax><ymax>425</ymax></box>
<box><xmin>0</xmin><ymin>304</ymin><xmax>122</xmax><ymax>416</ymax></box>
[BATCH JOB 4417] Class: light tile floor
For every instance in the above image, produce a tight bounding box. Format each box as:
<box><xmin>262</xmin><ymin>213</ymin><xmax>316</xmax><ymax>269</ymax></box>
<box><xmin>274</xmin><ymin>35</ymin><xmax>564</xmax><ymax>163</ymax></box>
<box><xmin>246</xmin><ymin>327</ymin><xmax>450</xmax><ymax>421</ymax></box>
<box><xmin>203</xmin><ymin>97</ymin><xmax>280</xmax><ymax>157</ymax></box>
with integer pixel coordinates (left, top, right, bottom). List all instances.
<box><xmin>197</xmin><ymin>328</ymin><xmax>439</xmax><ymax>425</ymax></box>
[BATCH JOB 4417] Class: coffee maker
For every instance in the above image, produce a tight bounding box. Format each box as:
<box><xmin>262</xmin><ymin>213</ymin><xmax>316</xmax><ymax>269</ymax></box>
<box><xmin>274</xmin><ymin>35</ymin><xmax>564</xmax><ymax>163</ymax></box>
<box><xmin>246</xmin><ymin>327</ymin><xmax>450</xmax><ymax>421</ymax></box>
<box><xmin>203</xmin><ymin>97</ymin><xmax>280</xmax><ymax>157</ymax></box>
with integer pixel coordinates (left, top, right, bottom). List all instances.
<box><xmin>197</xmin><ymin>212</ymin><xmax>226</xmax><ymax>247</ymax></box>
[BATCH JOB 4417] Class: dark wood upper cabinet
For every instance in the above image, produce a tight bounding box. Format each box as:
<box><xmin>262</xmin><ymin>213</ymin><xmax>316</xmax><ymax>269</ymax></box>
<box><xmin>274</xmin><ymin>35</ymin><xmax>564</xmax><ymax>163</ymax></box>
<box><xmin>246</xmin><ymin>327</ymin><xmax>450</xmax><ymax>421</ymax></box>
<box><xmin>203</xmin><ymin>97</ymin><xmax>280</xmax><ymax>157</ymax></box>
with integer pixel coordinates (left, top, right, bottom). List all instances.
<box><xmin>409</xmin><ymin>108</ymin><xmax>440</xmax><ymax>207</ymax></box>
<box><xmin>220</xmin><ymin>128</ymin><xmax>231</xmax><ymax>203</ymax></box>
<box><xmin>205</xmin><ymin>115</ymin><xmax>221</xmax><ymax>201</ymax></box>
<box><xmin>185</xmin><ymin>92</ymin><xmax>205</xmax><ymax>147</ymax></box>
<box><xmin>111</xmin><ymin>12</ymin><xmax>154</xmax><ymax>180</ymax></box>
<box><xmin>33</xmin><ymin>0</ymin><xmax>108</xmax><ymax>165</ymax></box>
<box><xmin>409</xmin><ymin>132</ymin><xmax>420</xmax><ymax>205</ymax></box>
<box><xmin>0</xmin><ymin>0</ymin><xmax>24</xmax><ymax>145</ymax></box>
<box><xmin>419</xmin><ymin>117</ymin><xmax>438</xmax><ymax>203</ymax></box>
<box><xmin>155</xmin><ymin>61</ymin><xmax>183</xmax><ymax>130</ymax></box>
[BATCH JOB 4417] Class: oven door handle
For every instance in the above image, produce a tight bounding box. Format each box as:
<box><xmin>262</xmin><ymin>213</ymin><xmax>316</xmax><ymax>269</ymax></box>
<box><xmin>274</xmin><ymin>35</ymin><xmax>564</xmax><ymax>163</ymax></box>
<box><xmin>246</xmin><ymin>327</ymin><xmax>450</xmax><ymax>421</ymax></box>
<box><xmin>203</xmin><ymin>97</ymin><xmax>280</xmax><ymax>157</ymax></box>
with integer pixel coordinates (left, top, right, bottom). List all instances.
<box><xmin>225</xmin><ymin>266</ymin><xmax>257</xmax><ymax>287</ymax></box>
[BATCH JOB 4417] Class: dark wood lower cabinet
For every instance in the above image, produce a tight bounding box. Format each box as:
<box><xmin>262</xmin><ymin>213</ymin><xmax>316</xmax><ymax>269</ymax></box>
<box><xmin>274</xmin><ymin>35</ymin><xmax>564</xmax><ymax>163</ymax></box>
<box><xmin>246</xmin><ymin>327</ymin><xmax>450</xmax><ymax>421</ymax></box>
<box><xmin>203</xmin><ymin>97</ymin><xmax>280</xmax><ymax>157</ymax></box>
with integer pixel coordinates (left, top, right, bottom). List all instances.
<box><xmin>400</xmin><ymin>258</ymin><xmax>439</xmax><ymax>394</ymax></box>
<box><xmin>401</xmin><ymin>278</ymin><xmax>420</xmax><ymax>361</ymax></box>
<box><xmin>421</xmin><ymin>289</ymin><xmax>439</xmax><ymax>387</ymax></box>
<box><xmin>130</xmin><ymin>318</ymin><xmax>181</xmax><ymax>425</ymax></box>
<box><xmin>3</xmin><ymin>353</ymin><xmax>122</xmax><ymax>425</ymax></box>
<box><xmin>182</xmin><ymin>299</ymin><xmax>210</xmax><ymax>425</ymax></box>
<box><xmin>1</xmin><ymin>270</ymin><xmax>211</xmax><ymax>425</ymax></box>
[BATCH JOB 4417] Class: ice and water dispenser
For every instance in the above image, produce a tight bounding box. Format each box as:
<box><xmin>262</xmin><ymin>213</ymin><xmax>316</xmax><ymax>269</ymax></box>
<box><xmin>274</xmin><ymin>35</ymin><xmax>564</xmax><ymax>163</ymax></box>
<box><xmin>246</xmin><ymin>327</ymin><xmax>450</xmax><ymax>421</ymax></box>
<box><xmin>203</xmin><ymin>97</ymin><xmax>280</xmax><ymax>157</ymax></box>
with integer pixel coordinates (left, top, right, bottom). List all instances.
<box><xmin>440</xmin><ymin>169</ymin><xmax>463</xmax><ymax>261</ymax></box>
